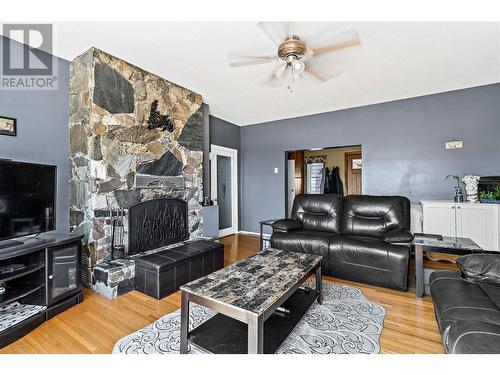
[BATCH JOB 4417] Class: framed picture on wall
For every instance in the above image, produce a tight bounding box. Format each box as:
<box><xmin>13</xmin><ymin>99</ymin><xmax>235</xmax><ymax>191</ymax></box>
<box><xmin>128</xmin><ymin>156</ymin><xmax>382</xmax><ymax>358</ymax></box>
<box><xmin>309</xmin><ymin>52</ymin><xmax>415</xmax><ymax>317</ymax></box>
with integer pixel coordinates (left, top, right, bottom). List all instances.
<box><xmin>0</xmin><ymin>116</ymin><xmax>17</xmax><ymax>137</ymax></box>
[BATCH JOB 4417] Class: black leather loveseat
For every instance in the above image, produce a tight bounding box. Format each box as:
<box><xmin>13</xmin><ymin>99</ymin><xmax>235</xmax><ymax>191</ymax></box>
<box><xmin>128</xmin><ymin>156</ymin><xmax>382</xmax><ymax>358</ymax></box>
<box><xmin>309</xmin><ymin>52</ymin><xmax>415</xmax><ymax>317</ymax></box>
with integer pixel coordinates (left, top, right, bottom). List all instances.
<box><xmin>430</xmin><ymin>254</ymin><xmax>500</xmax><ymax>354</ymax></box>
<box><xmin>270</xmin><ymin>194</ymin><xmax>413</xmax><ymax>290</ymax></box>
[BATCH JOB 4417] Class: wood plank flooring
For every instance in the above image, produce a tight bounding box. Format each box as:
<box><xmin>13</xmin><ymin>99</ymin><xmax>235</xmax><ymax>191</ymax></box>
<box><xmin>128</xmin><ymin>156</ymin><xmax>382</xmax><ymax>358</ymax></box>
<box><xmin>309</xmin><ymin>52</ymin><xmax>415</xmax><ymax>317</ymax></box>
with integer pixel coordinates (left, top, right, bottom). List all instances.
<box><xmin>0</xmin><ymin>234</ymin><xmax>451</xmax><ymax>354</ymax></box>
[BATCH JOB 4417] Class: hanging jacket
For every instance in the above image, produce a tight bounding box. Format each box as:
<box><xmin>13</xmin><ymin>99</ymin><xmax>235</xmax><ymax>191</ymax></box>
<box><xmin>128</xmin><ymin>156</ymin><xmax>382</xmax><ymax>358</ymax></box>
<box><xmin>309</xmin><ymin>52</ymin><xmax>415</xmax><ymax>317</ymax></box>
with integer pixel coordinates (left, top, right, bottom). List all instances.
<box><xmin>324</xmin><ymin>167</ymin><xmax>332</xmax><ymax>194</ymax></box>
<box><xmin>330</xmin><ymin>167</ymin><xmax>339</xmax><ymax>194</ymax></box>
<box><xmin>334</xmin><ymin>167</ymin><xmax>344</xmax><ymax>196</ymax></box>
<box><xmin>319</xmin><ymin>167</ymin><xmax>326</xmax><ymax>194</ymax></box>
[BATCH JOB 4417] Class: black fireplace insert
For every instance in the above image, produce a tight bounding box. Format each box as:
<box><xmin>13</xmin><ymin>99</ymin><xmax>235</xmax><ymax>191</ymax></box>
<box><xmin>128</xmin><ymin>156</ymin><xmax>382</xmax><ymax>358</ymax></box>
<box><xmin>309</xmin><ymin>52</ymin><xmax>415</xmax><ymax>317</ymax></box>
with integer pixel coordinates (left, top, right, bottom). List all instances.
<box><xmin>128</xmin><ymin>198</ymin><xmax>189</xmax><ymax>256</ymax></box>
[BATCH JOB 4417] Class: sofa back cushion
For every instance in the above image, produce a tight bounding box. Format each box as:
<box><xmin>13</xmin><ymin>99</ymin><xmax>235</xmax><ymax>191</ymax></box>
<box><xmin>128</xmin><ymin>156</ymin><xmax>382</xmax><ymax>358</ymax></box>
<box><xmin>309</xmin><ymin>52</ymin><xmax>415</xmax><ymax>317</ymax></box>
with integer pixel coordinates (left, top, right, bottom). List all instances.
<box><xmin>291</xmin><ymin>194</ymin><xmax>342</xmax><ymax>234</ymax></box>
<box><xmin>341</xmin><ymin>195</ymin><xmax>410</xmax><ymax>237</ymax></box>
<box><xmin>457</xmin><ymin>254</ymin><xmax>500</xmax><ymax>287</ymax></box>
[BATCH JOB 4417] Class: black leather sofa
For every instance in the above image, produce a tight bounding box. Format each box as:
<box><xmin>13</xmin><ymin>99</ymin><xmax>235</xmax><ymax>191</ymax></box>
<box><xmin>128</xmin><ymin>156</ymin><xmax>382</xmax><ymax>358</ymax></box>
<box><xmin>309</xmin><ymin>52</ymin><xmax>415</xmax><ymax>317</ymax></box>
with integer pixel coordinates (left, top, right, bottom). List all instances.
<box><xmin>430</xmin><ymin>254</ymin><xmax>500</xmax><ymax>354</ymax></box>
<box><xmin>270</xmin><ymin>194</ymin><xmax>413</xmax><ymax>290</ymax></box>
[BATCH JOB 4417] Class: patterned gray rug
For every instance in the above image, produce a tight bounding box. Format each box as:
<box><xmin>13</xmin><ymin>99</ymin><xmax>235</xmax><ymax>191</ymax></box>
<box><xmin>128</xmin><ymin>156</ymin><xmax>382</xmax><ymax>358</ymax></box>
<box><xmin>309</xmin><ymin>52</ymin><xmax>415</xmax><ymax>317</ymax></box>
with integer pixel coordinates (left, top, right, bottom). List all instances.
<box><xmin>113</xmin><ymin>281</ymin><xmax>386</xmax><ymax>354</ymax></box>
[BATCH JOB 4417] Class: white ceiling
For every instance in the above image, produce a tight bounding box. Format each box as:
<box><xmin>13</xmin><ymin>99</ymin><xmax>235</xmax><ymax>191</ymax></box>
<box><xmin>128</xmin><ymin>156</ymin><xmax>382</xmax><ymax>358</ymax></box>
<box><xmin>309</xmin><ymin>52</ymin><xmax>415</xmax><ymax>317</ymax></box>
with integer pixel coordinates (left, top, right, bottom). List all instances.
<box><xmin>49</xmin><ymin>22</ymin><xmax>500</xmax><ymax>125</ymax></box>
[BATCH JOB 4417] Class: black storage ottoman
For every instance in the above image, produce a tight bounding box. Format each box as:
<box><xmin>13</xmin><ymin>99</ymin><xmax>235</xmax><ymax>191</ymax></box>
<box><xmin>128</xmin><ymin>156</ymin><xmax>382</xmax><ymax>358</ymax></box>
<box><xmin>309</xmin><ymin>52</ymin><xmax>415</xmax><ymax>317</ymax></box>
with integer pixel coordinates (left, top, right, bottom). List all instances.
<box><xmin>134</xmin><ymin>240</ymin><xmax>224</xmax><ymax>299</ymax></box>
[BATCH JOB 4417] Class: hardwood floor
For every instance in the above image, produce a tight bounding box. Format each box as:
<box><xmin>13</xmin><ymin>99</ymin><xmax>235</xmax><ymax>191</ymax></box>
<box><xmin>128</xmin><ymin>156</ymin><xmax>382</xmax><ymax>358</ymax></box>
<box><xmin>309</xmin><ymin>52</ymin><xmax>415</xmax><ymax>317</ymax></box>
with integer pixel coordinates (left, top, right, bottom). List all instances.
<box><xmin>0</xmin><ymin>234</ymin><xmax>451</xmax><ymax>354</ymax></box>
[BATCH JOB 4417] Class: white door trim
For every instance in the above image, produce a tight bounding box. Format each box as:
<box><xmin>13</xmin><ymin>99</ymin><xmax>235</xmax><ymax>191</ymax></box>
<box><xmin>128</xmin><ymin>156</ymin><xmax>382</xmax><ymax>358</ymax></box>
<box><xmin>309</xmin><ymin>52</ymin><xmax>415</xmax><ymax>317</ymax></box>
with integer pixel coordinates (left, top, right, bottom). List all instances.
<box><xmin>210</xmin><ymin>144</ymin><xmax>238</xmax><ymax>237</ymax></box>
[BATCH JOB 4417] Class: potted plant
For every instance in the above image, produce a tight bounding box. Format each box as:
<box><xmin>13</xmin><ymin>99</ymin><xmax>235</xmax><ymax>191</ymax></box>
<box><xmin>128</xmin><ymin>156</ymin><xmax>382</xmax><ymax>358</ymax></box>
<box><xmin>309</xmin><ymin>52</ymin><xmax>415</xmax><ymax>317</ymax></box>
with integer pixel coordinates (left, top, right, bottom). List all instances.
<box><xmin>479</xmin><ymin>184</ymin><xmax>500</xmax><ymax>204</ymax></box>
<box><xmin>445</xmin><ymin>175</ymin><xmax>464</xmax><ymax>202</ymax></box>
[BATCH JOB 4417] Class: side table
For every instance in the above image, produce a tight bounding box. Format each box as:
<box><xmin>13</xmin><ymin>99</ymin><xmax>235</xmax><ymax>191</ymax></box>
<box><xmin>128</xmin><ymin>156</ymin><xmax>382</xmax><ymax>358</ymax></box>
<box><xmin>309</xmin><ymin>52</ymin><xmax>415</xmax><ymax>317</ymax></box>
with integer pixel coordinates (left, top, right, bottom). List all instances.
<box><xmin>412</xmin><ymin>234</ymin><xmax>488</xmax><ymax>298</ymax></box>
<box><xmin>259</xmin><ymin>219</ymin><xmax>279</xmax><ymax>250</ymax></box>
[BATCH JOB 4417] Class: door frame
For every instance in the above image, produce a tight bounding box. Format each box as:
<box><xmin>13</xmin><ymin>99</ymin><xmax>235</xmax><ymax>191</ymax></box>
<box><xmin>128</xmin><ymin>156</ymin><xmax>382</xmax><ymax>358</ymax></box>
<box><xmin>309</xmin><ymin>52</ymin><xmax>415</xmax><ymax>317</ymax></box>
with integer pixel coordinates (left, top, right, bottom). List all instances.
<box><xmin>210</xmin><ymin>144</ymin><xmax>238</xmax><ymax>237</ymax></box>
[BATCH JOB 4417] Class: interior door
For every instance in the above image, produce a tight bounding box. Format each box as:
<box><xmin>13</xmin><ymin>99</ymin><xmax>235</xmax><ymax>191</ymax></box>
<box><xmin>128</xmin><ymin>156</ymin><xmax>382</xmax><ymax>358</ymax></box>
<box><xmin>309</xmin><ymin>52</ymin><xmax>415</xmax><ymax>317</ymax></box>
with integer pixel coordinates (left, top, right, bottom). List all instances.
<box><xmin>210</xmin><ymin>145</ymin><xmax>238</xmax><ymax>237</ymax></box>
<box><xmin>287</xmin><ymin>160</ymin><xmax>296</xmax><ymax>218</ymax></box>
<box><xmin>345</xmin><ymin>152</ymin><xmax>362</xmax><ymax>195</ymax></box>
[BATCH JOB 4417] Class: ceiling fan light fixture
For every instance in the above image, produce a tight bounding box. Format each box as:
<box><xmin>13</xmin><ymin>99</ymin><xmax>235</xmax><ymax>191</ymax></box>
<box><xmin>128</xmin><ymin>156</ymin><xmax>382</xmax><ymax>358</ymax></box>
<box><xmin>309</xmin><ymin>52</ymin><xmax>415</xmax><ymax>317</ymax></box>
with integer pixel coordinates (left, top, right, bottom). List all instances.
<box><xmin>292</xmin><ymin>60</ymin><xmax>305</xmax><ymax>74</ymax></box>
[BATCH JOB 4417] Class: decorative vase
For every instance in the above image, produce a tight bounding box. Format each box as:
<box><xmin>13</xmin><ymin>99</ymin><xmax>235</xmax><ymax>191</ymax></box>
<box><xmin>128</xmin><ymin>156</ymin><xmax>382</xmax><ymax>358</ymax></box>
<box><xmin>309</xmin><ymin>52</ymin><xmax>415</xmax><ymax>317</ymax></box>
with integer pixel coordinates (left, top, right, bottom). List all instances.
<box><xmin>454</xmin><ymin>187</ymin><xmax>464</xmax><ymax>202</ymax></box>
<box><xmin>462</xmin><ymin>175</ymin><xmax>480</xmax><ymax>203</ymax></box>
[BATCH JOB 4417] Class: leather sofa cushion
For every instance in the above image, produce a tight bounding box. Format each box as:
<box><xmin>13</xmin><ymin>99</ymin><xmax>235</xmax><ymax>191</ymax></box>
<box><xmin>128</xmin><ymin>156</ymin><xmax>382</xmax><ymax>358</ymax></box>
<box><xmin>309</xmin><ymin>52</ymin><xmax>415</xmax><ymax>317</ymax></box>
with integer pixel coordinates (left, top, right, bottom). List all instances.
<box><xmin>270</xmin><ymin>230</ymin><xmax>334</xmax><ymax>272</ymax></box>
<box><xmin>272</xmin><ymin>219</ymin><xmax>302</xmax><ymax>232</ymax></box>
<box><xmin>341</xmin><ymin>195</ymin><xmax>410</xmax><ymax>238</ymax></box>
<box><xmin>479</xmin><ymin>283</ymin><xmax>500</xmax><ymax>311</ymax></box>
<box><xmin>337</xmin><ymin>235</ymin><xmax>392</xmax><ymax>271</ymax></box>
<box><xmin>429</xmin><ymin>270</ymin><xmax>500</xmax><ymax>332</ymax></box>
<box><xmin>291</xmin><ymin>194</ymin><xmax>342</xmax><ymax>234</ymax></box>
<box><xmin>445</xmin><ymin>320</ymin><xmax>500</xmax><ymax>354</ymax></box>
<box><xmin>328</xmin><ymin>235</ymin><xmax>409</xmax><ymax>290</ymax></box>
<box><xmin>456</xmin><ymin>254</ymin><xmax>500</xmax><ymax>287</ymax></box>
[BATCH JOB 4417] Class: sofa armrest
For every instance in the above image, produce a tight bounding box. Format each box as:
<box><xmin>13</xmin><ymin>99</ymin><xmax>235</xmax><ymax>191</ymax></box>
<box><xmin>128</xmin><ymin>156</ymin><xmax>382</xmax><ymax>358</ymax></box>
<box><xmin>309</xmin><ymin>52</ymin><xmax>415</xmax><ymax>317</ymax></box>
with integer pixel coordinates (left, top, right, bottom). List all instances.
<box><xmin>383</xmin><ymin>228</ymin><xmax>414</xmax><ymax>243</ymax></box>
<box><xmin>272</xmin><ymin>219</ymin><xmax>302</xmax><ymax>233</ymax></box>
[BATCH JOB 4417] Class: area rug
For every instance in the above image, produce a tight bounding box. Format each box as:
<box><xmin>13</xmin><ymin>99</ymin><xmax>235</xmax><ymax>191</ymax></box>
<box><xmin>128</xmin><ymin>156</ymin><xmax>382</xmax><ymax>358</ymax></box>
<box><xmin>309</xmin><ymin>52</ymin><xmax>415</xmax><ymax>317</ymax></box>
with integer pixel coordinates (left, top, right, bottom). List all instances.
<box><xmin>112</xmin><ymin>281</ymin><xmax>386</xmax><ymax>354</ymax></box>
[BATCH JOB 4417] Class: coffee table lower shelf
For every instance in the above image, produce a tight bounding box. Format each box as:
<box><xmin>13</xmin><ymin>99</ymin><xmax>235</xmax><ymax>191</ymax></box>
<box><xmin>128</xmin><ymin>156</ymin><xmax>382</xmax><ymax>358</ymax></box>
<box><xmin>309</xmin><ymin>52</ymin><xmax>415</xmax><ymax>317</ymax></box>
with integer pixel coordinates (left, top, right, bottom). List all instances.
<box><xmin>187</xmin><ymin>288</ymin><xmax>317</xmax><ymax>354</ymax></box>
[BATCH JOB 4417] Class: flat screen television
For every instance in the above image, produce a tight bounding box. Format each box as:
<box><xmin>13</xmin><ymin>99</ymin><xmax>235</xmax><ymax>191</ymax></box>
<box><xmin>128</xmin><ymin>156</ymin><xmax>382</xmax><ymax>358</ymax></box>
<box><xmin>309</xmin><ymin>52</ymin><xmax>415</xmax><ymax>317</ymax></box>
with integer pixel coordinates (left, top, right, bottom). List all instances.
<box><xmin>0</xmin><ymin>160</ymin><xmax>56</xmax><ymax>241</ymax></box>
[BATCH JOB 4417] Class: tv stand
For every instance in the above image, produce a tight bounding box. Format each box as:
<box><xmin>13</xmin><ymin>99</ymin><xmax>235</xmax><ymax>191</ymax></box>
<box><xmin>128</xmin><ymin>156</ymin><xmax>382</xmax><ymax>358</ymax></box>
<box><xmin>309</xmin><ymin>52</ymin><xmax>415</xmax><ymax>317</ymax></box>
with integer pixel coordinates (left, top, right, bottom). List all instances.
<box><xmin>0</xmin><ymin>234</ymin><xmax>84</xmax><ymax>349</ymax></box>
<box><xmin>0</xmin><ymin>240</ymin><xmax>24</xmax><ymax>250</ymax></box>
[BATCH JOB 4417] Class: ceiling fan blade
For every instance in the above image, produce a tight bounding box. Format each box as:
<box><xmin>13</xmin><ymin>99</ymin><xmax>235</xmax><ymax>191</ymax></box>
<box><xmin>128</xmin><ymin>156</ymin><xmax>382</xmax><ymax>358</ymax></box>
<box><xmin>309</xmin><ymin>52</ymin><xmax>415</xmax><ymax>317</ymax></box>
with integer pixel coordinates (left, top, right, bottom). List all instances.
<box><xmin>304</xmin><ymin>60</ymin><xmax>344</xmax><ymax>82</ymax></box>
<box><xmin>303</xmin><ymin>66</ymin><xmax>327</xmax><ymax>82</ymax></box>
<box><xmin>257</xmin><ymin>22</ymin><xmax>289</xmax><ymax>46</ymax></box>
<box><xmin>309</xmin><ymin>29</ymin><xmax>361</xmax><ymax>57</ymax></box>
<box><xmin>228</xmin><ymin>55</ymin><xmax>276</xmax><ymax>68</ymax></box>
<box><xmin>273</xmin><ymin>62</ymin><xmax>287</xmax><ymax>78</ymax></box>
<box><xmin>265</xmin><ymin>66</ymin><xmax>288</xmax><ymax>87</ymax></box>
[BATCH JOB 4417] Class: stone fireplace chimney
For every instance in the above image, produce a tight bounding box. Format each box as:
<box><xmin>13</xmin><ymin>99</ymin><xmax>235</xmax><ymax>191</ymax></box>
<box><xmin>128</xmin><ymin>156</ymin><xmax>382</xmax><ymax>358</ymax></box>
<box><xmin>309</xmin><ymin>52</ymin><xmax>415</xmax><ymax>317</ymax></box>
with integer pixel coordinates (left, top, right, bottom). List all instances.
<box><xmin>68</xmin><ymin>48</ymin><xmax>205</xmax><ymax>284</ymax></box>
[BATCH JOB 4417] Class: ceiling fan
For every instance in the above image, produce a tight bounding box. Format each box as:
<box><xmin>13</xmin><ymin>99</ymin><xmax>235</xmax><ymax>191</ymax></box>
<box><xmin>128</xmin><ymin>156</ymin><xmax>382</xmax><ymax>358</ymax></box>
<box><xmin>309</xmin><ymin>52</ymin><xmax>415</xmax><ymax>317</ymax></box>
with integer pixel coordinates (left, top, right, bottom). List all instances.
<box><xmin>228</xmin><ymin>22</ymin><xmax>361</xmax><ymax>92</ymax></box>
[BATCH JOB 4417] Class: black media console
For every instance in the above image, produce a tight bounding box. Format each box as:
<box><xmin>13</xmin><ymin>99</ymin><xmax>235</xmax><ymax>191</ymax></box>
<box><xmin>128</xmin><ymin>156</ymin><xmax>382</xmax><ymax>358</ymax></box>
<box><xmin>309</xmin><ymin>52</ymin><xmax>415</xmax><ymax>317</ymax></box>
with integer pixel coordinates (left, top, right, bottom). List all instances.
<box><xmin>0</xmin><ymin>234</ymin><xmax>84</xmax><ymax>349</ymax></box>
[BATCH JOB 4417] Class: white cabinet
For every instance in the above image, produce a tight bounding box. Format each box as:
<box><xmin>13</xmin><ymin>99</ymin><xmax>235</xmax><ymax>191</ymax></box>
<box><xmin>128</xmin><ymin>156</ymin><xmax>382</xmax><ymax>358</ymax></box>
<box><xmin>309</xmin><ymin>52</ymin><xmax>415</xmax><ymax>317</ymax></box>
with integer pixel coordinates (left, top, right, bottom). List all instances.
<box><xmin>422</xmin><ymin>203</ymin><xmax>456</xmax><ymax>237</ymax></box>
<box><xmin>457</xmin><ymin>204</ymin><xmax>499</xmax><ymax>252</ymax></box>
<box><xmin>421</xmin><ymin>200</ymin><xmax>500</xmax><ymax>252</ymax></box>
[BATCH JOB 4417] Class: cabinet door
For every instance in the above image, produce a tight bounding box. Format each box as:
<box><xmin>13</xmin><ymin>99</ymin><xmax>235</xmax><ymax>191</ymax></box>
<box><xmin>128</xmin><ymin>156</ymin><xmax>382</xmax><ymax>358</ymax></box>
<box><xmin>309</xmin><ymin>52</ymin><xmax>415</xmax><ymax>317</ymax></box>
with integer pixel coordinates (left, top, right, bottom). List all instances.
<box><xmin>422</xmin><ymin>204</ymin><xmax>456</xmax><ymax>237</ymax></box>
<box><xmin>457</xmin><ymin>205</ymin><xmax>499</xmax><ymax>251</ymax></box>
<box><xmin>46</xmin><ymin>242</ymin><xmax>82</xmax><ymax>305</ymax></box>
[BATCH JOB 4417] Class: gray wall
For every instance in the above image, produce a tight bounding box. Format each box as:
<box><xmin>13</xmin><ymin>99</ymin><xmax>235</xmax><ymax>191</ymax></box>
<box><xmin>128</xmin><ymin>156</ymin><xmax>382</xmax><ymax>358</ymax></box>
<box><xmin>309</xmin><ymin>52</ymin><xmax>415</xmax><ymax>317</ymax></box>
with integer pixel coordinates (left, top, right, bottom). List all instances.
<box><xmin>209</xmin><ymin>115</ymin><xmax>242</xmax><ymax>229</ymax></box>
<box><xmin>0</xmin><ymin>36</ymin><xmax>70</xmax><ymax>233</ymax></box>
<box><xmin>209</xmin><ymin>115</ymin><xmax>241</xmax><ymax>151</ymax></box>
<box><xmin>240</xmin><ymin>83</ymin><xmax>500</xmax><ymax>233</ymax></box>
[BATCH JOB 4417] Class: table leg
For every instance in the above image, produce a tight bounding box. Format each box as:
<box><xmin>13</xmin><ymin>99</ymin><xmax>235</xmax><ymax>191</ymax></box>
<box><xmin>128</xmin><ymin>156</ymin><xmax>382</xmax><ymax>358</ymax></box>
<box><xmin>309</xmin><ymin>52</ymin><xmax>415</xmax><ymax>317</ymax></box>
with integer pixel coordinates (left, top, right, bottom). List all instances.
<box><xmin>316</xmin><ymin>265</ymin><xmax>323</xmax><ymax>304</ymax></box>
<box><xmin>247</xmin><ymin>315</ymin><xmax>264</xmax><ymax>354</ymax></box>
<box><xmin>415</xmin><ymin>244</ymin><xmax>425</xmax><ymax>298</ymax></box>
<box><xmin>180</xmin><ymin>290</ymin><xmax>189</xmax><ymax>354</ymax></box>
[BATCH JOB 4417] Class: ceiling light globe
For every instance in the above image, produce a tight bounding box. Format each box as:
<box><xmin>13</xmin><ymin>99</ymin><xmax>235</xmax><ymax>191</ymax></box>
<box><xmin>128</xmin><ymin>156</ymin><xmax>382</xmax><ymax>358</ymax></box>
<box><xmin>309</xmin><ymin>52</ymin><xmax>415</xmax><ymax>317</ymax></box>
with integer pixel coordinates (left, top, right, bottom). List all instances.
<box><xmin>293</xmin><ymin>60</ymin><xmax>305</xmax><ymax>74</ymax></box>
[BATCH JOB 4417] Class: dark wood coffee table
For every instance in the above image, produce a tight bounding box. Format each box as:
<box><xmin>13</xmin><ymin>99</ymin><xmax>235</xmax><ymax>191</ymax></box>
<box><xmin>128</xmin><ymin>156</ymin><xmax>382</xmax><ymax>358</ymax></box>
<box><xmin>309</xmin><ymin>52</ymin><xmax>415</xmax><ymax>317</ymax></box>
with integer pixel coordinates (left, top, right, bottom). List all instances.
<box><xmin>412</xmin><ymin>234</ymin><xmax>488</xmax><ymax>298</ymax></box>
<box><xmin>179</xmin><ymin>248</ymin><xmax>322</xmax><ymax>354</ymax></box>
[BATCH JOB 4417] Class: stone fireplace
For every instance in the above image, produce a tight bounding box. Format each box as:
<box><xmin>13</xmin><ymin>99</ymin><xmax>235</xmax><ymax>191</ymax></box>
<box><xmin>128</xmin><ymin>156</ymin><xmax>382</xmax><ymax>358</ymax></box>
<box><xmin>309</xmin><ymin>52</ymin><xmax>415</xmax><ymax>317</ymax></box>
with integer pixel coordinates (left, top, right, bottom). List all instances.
<box><xmin>69</xmin><ymin>48</ymin><xmax>205</xmax><ymax>285</ymax></box>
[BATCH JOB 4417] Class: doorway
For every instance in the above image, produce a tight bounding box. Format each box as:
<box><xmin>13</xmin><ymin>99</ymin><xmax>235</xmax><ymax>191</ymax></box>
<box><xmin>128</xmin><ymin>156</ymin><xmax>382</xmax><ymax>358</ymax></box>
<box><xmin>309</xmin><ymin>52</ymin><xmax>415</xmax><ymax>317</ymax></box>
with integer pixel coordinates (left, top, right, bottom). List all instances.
<box><xmin>285</xmin><ymin>145</ymin><xmax>362</xmax><ymax>216</ymax></box>
<box><xmin>210</xmin><ymin>145</ymin><xmax>238</xmax><ymax>237</ymax></box>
